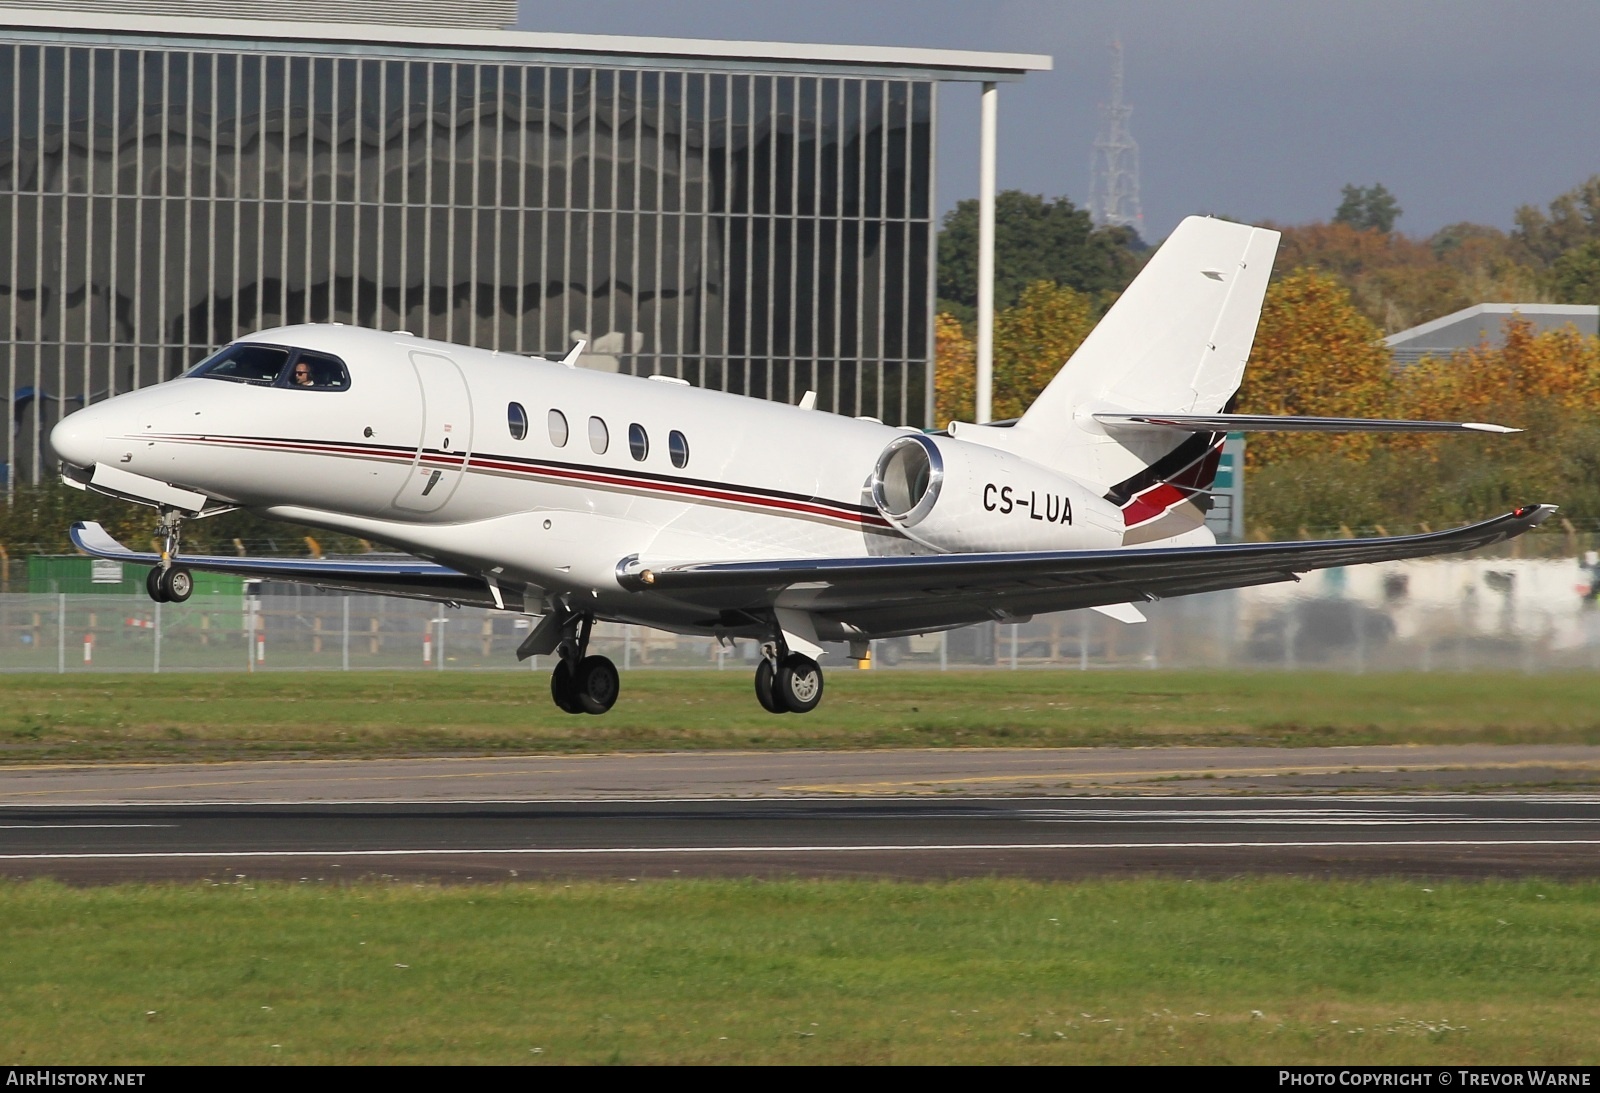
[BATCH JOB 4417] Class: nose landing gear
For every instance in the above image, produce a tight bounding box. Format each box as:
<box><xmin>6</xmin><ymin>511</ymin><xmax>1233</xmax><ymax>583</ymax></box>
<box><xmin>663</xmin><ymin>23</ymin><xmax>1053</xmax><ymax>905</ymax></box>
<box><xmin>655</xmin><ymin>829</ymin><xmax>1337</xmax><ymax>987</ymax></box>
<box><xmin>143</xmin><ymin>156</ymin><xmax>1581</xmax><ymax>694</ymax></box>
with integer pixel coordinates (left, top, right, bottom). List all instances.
<box><xmin>145</xmin><ymin>509</ymin><xmax>193</xmax><ymax>603</ymax></box>
<box><xmin>547</xmin><ymin>613</ymin><xmax>619</xmax><ymax>715</ymax></box>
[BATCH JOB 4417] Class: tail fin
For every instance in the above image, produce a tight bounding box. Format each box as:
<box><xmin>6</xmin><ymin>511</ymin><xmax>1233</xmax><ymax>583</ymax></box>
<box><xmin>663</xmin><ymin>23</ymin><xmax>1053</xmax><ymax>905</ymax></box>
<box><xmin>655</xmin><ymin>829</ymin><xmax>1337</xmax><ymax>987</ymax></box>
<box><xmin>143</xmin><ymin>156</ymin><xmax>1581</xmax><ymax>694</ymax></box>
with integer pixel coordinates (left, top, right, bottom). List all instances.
<box><xmin>1006</xmin><ymin>216</ymin><xmax>1279</xmax><ymax>542</ymax></box>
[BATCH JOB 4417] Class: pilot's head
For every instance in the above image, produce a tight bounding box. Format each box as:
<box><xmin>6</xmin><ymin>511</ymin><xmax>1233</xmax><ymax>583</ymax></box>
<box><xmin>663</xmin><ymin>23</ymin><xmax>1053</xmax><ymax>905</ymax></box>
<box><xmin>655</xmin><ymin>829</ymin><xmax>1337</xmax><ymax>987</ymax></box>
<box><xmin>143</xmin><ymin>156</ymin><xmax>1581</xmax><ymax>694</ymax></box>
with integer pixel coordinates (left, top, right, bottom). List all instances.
<box><xmin>291</xmin><ymin>361</ymin><xmax>313</xmax><ymax>386</ymax></box>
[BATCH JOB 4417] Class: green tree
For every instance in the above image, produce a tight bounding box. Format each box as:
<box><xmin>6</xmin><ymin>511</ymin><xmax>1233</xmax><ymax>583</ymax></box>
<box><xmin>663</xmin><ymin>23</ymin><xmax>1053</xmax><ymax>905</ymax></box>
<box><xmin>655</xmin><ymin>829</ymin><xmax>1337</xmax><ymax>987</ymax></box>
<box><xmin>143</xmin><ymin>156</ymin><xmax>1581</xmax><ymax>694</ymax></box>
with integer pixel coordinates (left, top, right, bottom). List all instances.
<box><xmin>1549</xmin><ymin>240</ymin><xmax>1600</xmax><ymax>304</ymax></box>
<box><xmin>936</xmin><ymin>191</ymin><xmax>1137</xmax><ymax>322</ymax></box>
<box><xmin>1513</xmin><ymin>175</ymin><xmax>1600</xmax><ymax>267</ymax></box>
<box><xmin>1333</xmin><ymin>183</ymin><xmax>1403</xmax><ymax>234</ymax></box>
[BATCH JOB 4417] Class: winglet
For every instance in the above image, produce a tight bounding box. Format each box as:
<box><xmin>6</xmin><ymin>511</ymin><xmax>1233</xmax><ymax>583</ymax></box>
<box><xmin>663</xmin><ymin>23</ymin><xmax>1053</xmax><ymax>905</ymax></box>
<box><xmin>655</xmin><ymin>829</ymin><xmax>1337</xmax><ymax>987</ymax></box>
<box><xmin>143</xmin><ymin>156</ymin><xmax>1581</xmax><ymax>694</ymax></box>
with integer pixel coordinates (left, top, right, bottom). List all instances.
<box><xmin>559</xmin><ymin>340</ymin><xmax>587</xmax><ymax>368</ymax></box>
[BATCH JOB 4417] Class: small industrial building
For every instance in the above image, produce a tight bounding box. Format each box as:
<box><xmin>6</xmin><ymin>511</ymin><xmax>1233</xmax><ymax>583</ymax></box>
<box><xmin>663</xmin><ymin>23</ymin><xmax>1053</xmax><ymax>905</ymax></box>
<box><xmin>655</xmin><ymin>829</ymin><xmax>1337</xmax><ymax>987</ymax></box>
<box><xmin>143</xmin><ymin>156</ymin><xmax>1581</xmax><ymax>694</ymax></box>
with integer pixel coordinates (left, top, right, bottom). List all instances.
<box><xmin>1385</xmin><ymin>302</ymin><xmax>1600</xmax><ymax>365</ymax></box>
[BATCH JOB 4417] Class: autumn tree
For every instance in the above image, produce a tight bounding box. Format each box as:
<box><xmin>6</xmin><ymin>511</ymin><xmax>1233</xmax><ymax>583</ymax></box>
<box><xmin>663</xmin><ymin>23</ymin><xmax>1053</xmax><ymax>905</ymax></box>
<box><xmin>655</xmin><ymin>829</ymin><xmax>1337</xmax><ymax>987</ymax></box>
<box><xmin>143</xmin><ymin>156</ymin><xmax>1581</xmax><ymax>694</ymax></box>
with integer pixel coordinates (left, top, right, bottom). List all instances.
<box><xmin>990</xmin><ymin>281</ymin><xmax>1096</xmax><ymax>421</ymax></box>
<box><xmin>1234</xmin><ymin>269</ymin><xmax>1393</xmax><ymax>467</ymax></box>
<box><xmin>931</xmin><ymin>282</ymin><xmax>1095</xmax><ymax>426</ymax></box>
<box><xmin>932</xmin><ymin>311</ymin><xmax>975</xmax><ymax>427</ymax></box>
<box><xmin>1270</xmin><ymin>220</ymin><xmax>1544</xmax><ymax>334</ymax></box>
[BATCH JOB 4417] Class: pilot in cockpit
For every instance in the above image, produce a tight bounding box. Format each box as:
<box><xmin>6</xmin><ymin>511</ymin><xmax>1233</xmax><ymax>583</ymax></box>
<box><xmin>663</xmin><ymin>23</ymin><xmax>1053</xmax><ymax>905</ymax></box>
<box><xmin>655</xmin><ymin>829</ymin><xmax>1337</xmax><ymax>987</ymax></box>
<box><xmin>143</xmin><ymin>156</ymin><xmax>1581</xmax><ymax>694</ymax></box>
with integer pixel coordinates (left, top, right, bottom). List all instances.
<box><xmin>188</xmin><ymin>343</ymin><xmax>351</xmax><ymax>390</ymax></box>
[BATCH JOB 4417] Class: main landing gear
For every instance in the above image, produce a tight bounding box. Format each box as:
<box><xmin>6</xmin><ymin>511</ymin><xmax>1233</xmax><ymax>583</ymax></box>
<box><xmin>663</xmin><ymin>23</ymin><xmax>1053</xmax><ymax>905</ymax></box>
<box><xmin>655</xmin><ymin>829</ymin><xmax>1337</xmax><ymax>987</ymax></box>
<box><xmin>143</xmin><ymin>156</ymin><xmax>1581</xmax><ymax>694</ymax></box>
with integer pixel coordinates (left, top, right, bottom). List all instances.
<box><xmin>145</xmin><ymin>509</ymin><xmax>193</xmax><ymax>604</ymax></box>
<box><xmin>547</xmin><ymin>613</ymin><xmax>619</xmax><ymax>716</ymax></box>
<box><xmin>754</xmin><ymin>641</ymin><xmax>824</xmax><ymax>715</ymax></box>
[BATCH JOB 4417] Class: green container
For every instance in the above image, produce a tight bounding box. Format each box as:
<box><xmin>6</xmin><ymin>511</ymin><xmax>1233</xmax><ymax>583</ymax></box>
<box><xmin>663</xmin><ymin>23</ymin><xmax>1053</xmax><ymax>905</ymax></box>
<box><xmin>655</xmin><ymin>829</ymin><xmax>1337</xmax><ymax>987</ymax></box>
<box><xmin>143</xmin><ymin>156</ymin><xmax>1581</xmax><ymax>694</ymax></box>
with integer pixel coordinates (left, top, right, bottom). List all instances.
<box><xmin>28</xmin><ymin>555</ymin><xmax>244</xmax><ymax>596</ymax></box>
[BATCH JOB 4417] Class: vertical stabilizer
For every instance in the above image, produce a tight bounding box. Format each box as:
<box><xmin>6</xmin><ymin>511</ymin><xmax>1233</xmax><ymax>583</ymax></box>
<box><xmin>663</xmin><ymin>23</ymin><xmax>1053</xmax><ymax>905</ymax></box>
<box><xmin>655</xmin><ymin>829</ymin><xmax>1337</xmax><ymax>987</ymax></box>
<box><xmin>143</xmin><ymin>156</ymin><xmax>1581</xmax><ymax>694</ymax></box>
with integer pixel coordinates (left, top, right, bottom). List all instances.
<box><xmin>1006</xmin><ymin>216</ymin><xmax>1279</xmax><ymax>542</ymax></box>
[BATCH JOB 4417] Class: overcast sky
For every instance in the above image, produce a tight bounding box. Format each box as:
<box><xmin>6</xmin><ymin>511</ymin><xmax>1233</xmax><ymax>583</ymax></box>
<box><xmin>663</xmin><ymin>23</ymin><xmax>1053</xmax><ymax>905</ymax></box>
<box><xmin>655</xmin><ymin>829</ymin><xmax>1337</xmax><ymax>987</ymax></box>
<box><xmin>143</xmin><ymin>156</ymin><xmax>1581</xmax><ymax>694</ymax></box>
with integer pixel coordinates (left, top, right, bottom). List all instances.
<box><xmin>515</xmin><ymin>0</ymin><xmax>1600</xmax><ymax>242</ymax></box>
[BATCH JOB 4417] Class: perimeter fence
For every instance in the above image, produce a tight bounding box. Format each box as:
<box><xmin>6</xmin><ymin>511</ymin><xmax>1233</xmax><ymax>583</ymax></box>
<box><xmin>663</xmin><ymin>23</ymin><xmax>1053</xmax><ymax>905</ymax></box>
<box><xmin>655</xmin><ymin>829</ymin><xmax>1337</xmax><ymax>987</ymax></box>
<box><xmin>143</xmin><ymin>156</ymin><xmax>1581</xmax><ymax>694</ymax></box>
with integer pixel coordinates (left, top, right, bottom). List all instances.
<box><xmin>3</xmin><ymin>553</ymin><xmax>1600</xmax><ymax>675</ymax></box>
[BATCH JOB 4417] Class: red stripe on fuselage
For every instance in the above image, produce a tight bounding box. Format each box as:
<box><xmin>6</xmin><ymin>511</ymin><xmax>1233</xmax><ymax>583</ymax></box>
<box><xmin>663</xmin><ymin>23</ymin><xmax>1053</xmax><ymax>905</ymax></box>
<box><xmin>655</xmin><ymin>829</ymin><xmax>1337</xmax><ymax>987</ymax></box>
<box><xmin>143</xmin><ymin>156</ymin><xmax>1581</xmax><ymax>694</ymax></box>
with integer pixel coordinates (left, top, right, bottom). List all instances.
<box><xmin>141</xmin><ymin>433</ymin><xmax>892</xmax><ymax>528</ymax></box>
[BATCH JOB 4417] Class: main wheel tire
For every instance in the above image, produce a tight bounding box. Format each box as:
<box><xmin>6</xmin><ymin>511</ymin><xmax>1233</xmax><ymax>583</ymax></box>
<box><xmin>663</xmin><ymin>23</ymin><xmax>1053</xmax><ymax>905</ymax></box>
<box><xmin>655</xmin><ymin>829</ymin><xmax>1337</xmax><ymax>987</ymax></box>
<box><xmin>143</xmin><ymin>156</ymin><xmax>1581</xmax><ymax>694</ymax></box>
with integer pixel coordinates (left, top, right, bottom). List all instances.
<box><xmin>775</xmin><ymin>653</ymin><xmax>824</xmax><ymax>714</ymax></box>
<box><xmin>159</xmin><ymin>566</ymin><xmax>193</xmax><ymax>603</ymax></box>
<box><xmin>550</xmin><ymin>660</ymin><xmax>583</xmax><ymax>714</ymax></box>
<box><xmin>754</xmin><ymin>658</ymin><xmax>786</xmax><ymax>714</ymax></box>
<box><xmin>145</xmin><ymin>566</ymin><xmax>169</xmax><ymax>603</ymax></box>
<box><xmin>573</xmin><ymin>655</ymin><xmax>620</xmax><ymax>715</ymax></box>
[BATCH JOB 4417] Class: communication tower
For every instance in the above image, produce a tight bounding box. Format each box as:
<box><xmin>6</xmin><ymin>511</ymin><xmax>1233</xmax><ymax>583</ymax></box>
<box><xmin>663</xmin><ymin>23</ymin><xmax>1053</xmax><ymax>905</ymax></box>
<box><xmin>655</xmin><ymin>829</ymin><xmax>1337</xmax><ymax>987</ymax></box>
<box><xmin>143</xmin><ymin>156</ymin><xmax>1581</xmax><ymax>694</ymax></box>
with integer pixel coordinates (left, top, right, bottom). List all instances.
<box><xmin>1088</xmin><ymin>39</ymin><xmax>1143</xmax><ymax>230</ymax></box>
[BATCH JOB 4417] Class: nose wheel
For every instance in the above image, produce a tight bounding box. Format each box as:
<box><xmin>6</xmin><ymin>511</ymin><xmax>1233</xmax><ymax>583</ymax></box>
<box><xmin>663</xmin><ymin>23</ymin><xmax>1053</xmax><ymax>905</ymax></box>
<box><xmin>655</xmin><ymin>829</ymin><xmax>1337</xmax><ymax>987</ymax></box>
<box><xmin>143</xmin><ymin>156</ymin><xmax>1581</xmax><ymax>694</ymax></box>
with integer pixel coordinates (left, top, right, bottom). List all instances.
<box><xmin>145</xmin><ymin>508</ymin><xmax>192</xmax><ymax>603</ymax></box>
<box><xmin>547</xmin><ymin>614</ymin><xmax>619</xmax><ymax>715</ymax></box>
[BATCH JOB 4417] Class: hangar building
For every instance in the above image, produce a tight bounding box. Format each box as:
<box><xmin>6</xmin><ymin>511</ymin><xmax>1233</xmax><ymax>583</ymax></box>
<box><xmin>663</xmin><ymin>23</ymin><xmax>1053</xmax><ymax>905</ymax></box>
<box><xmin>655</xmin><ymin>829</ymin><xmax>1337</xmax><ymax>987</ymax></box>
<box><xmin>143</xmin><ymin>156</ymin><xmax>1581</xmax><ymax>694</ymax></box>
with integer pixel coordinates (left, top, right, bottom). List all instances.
<box><xmin>0</xmin><ymin>0</ymin><xmax>1048</xmax><ymax>487</ymax></box>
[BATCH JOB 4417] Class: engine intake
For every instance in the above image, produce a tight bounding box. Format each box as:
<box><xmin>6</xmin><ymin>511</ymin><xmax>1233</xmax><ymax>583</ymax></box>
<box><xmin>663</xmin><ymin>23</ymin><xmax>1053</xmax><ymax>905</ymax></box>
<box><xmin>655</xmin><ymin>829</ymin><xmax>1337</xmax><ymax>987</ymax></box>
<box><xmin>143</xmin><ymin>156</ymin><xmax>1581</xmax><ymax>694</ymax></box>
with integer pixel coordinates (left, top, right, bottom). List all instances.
<box><xmin>870</xmin><ymin>433</ymin><xmax>1122</xmax><ymax>553</ymax></box>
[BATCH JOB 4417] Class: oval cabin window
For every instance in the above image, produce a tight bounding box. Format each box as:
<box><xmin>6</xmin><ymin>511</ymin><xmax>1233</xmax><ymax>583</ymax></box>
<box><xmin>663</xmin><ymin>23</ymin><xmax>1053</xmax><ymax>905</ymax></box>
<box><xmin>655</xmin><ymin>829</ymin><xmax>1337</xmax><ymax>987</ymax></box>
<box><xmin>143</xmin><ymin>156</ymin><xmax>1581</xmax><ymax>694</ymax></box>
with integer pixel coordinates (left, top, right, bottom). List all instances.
<box><xmin>588</xmin><ymin>416</ymin><xmax>609</xmax><ymax>455</ymax></box>
<box><xmin>628</xmin><ymin>423</ymin><xmax>649</xmax><ymax>461</ymax></box>
<box><xmin>508</xmin><ymin>402</ymin><xmax>528</xmax><ymax>440</ymax></box>
<box><xmin>668</xmin><ymin>430</ymin><xmax>690</xmax><ymax>469</ymax></box>
<box><xmin>547</xmin><ymin>409</ymin><xmax>569</xmax><ymax>447</ymax></box>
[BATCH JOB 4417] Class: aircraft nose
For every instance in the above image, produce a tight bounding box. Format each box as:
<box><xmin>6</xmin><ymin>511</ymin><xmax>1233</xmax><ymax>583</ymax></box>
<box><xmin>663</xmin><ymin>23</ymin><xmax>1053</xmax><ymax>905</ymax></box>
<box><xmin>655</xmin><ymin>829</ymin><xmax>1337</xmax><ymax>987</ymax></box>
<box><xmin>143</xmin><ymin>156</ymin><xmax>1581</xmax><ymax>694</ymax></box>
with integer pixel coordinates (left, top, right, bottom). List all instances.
<box><xmin>49</xmin><ymin>411</ymin><xmax>97</xmax><ymax>470</ymax></box>
<box><xmin>49</xmin><ymin>403</ymin><xmax>120</xmax><ymax>471</ymax></box>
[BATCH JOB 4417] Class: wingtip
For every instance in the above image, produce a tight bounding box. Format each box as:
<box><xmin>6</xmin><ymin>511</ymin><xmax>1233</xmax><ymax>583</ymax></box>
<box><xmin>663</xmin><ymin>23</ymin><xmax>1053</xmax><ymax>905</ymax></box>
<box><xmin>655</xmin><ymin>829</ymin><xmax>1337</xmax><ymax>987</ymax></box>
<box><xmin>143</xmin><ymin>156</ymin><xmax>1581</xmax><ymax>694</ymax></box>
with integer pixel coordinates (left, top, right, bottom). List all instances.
<box><xmin>1463</xmin><ymin>422</ymin><xmax>1522</xmax><ymax>434</ymax></box>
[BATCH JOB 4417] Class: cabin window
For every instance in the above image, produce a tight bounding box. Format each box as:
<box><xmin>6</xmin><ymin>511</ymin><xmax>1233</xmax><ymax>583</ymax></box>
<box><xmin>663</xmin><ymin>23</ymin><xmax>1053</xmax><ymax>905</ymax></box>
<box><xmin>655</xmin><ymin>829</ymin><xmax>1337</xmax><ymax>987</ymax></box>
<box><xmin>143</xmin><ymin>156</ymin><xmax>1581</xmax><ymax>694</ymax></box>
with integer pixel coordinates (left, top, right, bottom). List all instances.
<box><xmin>588</xmin><ymin>416</ymin><xmax>609</xmax><ymax>455</ymax></box>
<box><xmin>188</xmin><ymin>343</ymin><xmax>290</xmax><ymax>386</ymax></box>
<box><xmin>547</xmin><ymin>409</ymin><xmax>569</xmax><ymax>447</ymax></box>
<box><xmin>507</xmin><ymin>402</ymin><xmax>528</xmax><ymax>441</ymax></box>
<box><xmin>628</xmin><ymin>423</ymin><xmax>648</xmax><ymax>461</ymax></box>
<box><xmin>668</xmin><ymin>430</ymin><xmax>690</xmax><ymax>469</ymax></box>
<box><xmin>286</xmin><ymin>351</ymin><xmax>351</xmax><ymax>391</ymax></box>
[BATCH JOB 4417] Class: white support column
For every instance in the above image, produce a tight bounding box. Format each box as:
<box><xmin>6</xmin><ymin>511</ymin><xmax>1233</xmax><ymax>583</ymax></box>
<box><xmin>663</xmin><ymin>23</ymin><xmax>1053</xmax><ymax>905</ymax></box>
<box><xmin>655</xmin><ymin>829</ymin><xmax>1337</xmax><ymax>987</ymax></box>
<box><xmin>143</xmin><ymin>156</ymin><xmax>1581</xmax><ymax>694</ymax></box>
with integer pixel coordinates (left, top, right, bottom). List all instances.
<box><xmin>976</xmin><ymin>82</ymin><xmax>998</xmax><ymax>425</ymax></box>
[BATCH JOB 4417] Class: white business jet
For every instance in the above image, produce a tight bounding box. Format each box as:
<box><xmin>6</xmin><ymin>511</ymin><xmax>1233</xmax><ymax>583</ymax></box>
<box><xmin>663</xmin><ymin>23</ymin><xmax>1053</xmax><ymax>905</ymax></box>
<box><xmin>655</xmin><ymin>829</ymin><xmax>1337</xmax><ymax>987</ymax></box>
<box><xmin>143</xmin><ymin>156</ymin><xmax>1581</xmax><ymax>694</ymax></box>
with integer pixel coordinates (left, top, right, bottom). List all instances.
<box><xmin>50</xmin><ymin>217</ymin><xmax>1550</xmax><ymax>715</ymax></box>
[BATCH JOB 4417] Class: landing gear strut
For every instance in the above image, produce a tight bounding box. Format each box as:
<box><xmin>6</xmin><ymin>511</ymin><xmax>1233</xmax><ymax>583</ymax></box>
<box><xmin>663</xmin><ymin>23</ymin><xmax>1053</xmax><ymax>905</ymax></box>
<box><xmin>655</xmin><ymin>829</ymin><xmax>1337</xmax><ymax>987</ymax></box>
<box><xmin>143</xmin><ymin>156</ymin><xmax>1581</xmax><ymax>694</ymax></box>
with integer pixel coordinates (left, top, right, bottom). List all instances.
<box><xmin>145</xmin><ymin>509</ymin><xmax>193</xmax><ymax>604</ymax></box>
<box><xmin>754</xmin><ymin>638</ymin><xmax>824</xmax><ymax>715</ymax></box>
<box><xmin>548</xmin><ymin>613</ymin><xmax>619</xmax><ymax>716</ymax></box>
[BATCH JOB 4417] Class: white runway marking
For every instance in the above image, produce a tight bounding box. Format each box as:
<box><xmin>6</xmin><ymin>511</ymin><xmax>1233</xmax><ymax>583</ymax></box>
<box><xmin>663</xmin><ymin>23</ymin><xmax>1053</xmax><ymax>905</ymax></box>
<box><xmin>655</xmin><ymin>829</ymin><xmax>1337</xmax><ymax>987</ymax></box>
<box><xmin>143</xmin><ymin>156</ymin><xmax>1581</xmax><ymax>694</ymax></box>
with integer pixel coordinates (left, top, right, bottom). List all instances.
<box><xmin>2</xmin><ymin>839</ymin><xmax>1599</xmax><ymax>861</ymax></box>
<box><xmin>0</xmin><ymin>824</ymin><xmax>175</xmax><ymax>830</ymax></box>
<box><xmin>0</xmin><ymin>794</ymin><xmax>1597</xmax><ymax>808</ymax></box>
<box><xmin>1025</xmin><ymin>809</ymin><xmax>1596</xmax><ymax>825</ymax></box>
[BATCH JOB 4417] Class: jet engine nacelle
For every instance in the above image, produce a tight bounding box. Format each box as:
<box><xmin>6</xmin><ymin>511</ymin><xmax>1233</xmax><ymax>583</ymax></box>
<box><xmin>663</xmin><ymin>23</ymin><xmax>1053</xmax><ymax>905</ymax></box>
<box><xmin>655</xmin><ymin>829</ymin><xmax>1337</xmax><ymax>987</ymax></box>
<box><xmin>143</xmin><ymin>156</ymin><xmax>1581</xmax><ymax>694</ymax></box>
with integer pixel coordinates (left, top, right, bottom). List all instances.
<box><xmin>870</xmin><ymin>433</ymin><xmax>1124</xmax><ymax>553</ymax></box>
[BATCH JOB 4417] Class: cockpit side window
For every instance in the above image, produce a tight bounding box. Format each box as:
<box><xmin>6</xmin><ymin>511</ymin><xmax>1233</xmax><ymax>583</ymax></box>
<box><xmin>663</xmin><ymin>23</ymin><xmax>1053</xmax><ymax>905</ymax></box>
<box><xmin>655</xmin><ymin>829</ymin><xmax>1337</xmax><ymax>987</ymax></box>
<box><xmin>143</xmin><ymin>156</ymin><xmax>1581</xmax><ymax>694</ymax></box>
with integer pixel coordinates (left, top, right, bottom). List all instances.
<box><xmin>285</xmin><ymin>351</ymin><xmax>351</xmax><ymax>391</ymax></box>
<box><xmin>187</xmin><ymin>343</ymin><xmax>351</xmax><ymax>391</ymax></box>
<box><xmin>188</xmin><ymin>344</ymin><xmax>291</xmax><ymax>385</ymax></box>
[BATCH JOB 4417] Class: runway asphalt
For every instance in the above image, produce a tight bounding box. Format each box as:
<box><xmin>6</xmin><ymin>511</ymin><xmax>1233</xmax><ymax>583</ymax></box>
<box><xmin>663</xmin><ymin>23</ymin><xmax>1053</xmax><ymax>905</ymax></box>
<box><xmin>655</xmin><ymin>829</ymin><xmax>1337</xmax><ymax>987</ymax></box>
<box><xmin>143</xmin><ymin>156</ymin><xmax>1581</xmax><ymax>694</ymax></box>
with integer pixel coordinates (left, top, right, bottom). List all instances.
<box><xmin>6</xmin><ymin>744</ymin><xmax>1600</xmax><ymax>803</ymax></box>
<box><xmin>3</xmin><ymin>793</ymin><xmax>1599</xmax><ymax>884</ymax></box>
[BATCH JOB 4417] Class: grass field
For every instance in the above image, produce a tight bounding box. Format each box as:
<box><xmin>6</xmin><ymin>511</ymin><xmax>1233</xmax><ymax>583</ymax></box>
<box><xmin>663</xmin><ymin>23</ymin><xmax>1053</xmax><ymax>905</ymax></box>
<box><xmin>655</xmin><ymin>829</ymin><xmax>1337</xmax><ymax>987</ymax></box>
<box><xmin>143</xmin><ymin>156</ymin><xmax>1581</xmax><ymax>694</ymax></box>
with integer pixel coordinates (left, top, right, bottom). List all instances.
<box><xmin>2</xmin><ymin>877</ymin><xmax>1596</xmax><ymax>1065</ymax></box>
<box><xmin>0</xmin><ymin>669</ymin><xmax>1598</xmax><ymax>763</ymax></box>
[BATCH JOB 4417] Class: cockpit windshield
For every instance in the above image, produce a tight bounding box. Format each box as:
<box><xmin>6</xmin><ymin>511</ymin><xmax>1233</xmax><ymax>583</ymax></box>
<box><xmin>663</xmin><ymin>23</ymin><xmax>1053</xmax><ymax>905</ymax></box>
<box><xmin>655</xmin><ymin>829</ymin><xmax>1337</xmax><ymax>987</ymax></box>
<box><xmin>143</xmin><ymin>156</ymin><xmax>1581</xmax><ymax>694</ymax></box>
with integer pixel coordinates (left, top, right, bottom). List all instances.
<box><xmin>187</xmin><ymin>343</ymin><xmax>351</xmax><ymax>390</ymax></box>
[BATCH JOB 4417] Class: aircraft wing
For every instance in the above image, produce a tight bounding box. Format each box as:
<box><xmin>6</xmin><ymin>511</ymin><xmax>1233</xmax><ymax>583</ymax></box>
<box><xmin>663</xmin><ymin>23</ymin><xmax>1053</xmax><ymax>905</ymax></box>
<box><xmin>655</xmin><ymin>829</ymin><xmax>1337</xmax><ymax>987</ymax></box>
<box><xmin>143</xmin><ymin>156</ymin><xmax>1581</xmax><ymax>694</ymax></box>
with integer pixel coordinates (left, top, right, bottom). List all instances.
<box><xmin>69</xmin><ymin>521</ymin><xmax>502</xmax><ymax>609</ymax></box>
<box><xmin>620</xmin><ymin>505</ymin><xmax>1555</xmax><ymax>637</ymax></box>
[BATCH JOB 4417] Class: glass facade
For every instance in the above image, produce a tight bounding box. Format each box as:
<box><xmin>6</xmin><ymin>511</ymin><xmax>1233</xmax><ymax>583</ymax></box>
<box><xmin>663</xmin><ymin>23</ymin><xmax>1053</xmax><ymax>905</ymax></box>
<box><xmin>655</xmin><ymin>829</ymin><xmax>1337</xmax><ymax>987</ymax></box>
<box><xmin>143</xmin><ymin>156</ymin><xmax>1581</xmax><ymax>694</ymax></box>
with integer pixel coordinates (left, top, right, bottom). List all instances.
<box><xmin>0</xmin><ymin>38</ymin><xmax>935</xmax><ymax>486</ymax></box>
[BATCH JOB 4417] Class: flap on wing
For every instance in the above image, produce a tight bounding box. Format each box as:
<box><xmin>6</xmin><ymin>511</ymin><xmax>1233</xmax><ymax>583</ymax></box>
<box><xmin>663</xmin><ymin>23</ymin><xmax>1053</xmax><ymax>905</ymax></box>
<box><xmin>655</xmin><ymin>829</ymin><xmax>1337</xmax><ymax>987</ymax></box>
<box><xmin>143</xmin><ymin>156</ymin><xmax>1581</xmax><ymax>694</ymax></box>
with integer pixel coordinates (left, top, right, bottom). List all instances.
<box><xmin>619</xmin><ymin>506</ymin><xmax>1555</xmax><ymax>623</ymax></box>
<box><xmin>70</xmin><ymin>521</ymin><xmax>505</xmax><ymax>609</ymax></box>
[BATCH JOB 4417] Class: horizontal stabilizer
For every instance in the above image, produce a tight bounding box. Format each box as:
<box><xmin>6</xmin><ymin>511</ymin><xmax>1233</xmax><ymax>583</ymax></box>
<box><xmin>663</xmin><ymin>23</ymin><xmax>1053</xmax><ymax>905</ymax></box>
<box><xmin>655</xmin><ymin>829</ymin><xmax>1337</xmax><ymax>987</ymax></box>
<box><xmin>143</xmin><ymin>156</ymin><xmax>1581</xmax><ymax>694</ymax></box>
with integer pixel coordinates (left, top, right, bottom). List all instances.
<box><xmin>1093</xmin><ymin>413</ymin><xmax>1521</xmax><ymax>434</ymax></box>
<box><xmin>69</xmin><ymin>521</ymin><xmax>506</xmax><ymax>609</ymax></box>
